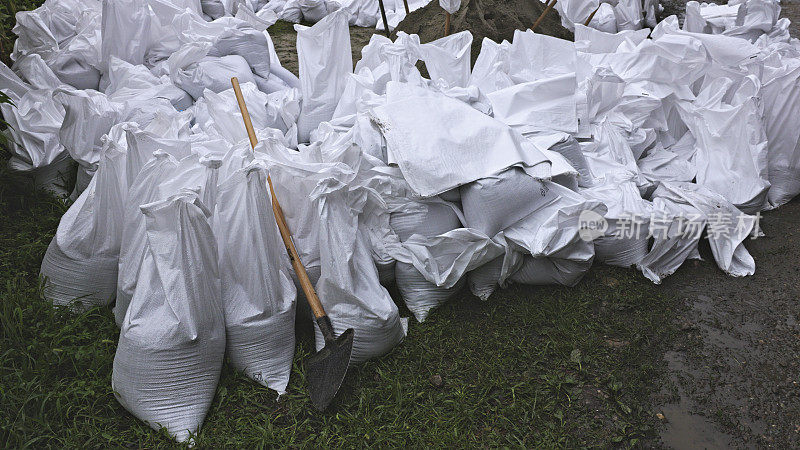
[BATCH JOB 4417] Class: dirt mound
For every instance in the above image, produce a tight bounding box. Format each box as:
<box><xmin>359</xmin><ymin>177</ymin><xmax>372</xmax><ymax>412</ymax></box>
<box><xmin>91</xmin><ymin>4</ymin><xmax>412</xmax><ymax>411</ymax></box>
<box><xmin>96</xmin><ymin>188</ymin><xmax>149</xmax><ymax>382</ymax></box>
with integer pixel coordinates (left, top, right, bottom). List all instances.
<box><xmin>394</xmin><ymin>0</ymin><xmax>574</xmax><ymax>64</ymax></box>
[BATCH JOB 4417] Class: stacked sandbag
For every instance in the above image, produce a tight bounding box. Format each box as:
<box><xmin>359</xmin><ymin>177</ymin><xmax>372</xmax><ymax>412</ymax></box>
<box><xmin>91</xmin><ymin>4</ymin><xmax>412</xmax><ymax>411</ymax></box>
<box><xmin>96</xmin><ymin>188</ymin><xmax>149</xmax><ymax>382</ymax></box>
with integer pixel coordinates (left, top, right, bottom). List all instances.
<box><xmin>56</xmin><ymin>89</ymin><xmax>121</xmax><ymax>200</ymax></box>
<box><xmin>39</xmin><ymin>126</ymin><xmax>128</xmax><ymax>309</ymax></box>
<box><xmin>115</xmin><ymin>151</ymin><xmax>189</xmax><ymax>326</ymax></box>
<box><xmin>315</xmin><ymin>184</ymin><xmax>408</xmax><ymax>362</ymax></box>
<box><xmin>11</xmin><ymin>0</ymin><xmax>103</xmax><ymax>90</ymax></box>
<box><xmin>112</xmin><ymin>191</ymin><xmax>225</xmax><ymax>443</ymax></box>
<box><xmin>580</xmin><ymin>176</ymin><xmax>653</xmax><ymax>267</ymax></box>
<box><xmin>295</xmin><ymin>9</ymin><xmax>353</xmax><ymax>142</ymax></box>
<box><xmin>214</xmin><ymin>163</ymin><xmax>296</xmax><ymax>394</ymax></box>
<box><xmin>391</xmin><ymin>197</ymin><xmax>466</xmax><ymax>322</ymax></box>
<box><xmin>638</xmin><ymin>182</ymin><xmax>758</xmax><ymax>283</ymax></box>
<box><xmin>0</xmin><ymin>62</ymin><xmax>72</xmax><ymax>197</ymax></box>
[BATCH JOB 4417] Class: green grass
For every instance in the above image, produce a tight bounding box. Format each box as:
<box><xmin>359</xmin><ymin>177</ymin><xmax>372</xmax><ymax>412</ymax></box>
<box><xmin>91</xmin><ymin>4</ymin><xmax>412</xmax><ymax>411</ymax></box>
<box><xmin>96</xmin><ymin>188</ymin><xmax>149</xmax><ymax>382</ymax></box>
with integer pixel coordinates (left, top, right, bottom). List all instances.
<box><xmin>0</xmin><ymin>156</ymin><xmax>680</xmax><ymax>447</ymax></box>
<box><xmin>0</xmin><ymin>0</ymin><xmax>42</xmax><ymax>66</ymax></box>
<box><xmin>0</xmin><ymin>9</ymin><xmax>679</xmax><ymax>448</ymax></box>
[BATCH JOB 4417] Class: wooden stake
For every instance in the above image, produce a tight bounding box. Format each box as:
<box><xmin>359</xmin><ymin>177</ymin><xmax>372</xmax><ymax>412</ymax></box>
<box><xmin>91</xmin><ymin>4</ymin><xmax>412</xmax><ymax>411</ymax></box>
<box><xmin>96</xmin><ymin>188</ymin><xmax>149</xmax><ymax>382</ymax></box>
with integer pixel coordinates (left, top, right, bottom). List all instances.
<box><xmin>444</xmin><ymin>11</ymin><xmax>451</xmax><ymax>36</ymax></box>
<box><xmin>532</xmin><ymin>0</ymin><xmax>557</xmax><ymax>31</ymax></box>
<box><xmin>403</xmin><ymin>0</ymin><xmax>410</xmax><ymax>14</ymax></box>
<box><xmin>378</xmin><ymin>0</ymin><xmax>391</xmax><ymax>37</ymax></box>
<box><xmin>583</xmin><ymin>5</ymin><xmax>601</xmax><ymax>26</ymax></box>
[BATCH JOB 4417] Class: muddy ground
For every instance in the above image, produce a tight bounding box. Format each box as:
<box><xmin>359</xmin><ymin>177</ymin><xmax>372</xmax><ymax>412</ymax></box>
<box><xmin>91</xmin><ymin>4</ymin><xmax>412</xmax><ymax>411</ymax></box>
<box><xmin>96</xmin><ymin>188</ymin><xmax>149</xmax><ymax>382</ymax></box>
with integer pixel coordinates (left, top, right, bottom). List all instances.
<box><xmin>269</xmin><ymin>10</ymin><xmax>800</xmax><ymax>447</ymax></box>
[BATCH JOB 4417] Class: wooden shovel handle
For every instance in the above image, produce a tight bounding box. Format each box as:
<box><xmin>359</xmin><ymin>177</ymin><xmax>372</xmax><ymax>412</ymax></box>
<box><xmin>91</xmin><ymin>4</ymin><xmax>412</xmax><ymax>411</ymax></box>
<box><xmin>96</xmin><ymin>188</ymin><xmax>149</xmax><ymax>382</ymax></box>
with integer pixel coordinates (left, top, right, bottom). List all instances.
<box><xmin>532</xmin><ymin>0</ymin><xmax>557</xmax><ymax>31</ymax></box>
<box><xmin>231</xmin><ymin>77</ymin><xmax>328</xmax><ymax>320</ymax></box>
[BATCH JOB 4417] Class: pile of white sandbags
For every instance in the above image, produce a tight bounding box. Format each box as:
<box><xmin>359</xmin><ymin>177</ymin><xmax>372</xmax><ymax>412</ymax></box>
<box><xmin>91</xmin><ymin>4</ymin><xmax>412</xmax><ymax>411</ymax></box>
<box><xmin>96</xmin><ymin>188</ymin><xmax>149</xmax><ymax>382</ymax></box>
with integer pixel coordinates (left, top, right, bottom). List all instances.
<box><xmin>0</xmin><ymin>0</ymin><xmax>798</xmax><ymax>441</ymax></box>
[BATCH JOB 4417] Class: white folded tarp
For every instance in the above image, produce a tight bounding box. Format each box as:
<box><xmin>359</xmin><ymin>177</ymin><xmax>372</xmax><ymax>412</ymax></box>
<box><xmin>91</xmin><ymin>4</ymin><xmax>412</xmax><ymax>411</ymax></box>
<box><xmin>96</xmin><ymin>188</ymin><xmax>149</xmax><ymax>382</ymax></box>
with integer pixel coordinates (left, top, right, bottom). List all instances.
<box><xmin>370</xmin><ymin>86</ymin><xmax>552</xmax><ymax>197</ymax></box>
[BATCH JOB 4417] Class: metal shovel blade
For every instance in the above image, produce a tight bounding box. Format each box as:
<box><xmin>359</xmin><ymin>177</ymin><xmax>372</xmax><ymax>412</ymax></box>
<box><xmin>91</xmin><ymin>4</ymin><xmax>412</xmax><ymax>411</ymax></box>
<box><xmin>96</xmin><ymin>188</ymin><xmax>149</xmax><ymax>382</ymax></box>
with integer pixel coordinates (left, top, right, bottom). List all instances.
<box><xmin>307</xmin><ymin>328</ymin><xmax>354</xmax><ymax>411</ymax></box>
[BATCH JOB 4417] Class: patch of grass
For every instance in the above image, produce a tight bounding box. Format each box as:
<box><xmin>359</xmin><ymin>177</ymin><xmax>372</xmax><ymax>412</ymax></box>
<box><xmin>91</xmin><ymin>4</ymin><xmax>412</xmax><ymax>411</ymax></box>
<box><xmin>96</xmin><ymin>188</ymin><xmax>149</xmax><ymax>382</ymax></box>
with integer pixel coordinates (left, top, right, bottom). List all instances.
<box><xmin>0</xmin><ymin>0</ymin><xmax>43</xmax><ymax>66</ymax></box>
<box><xmin>0</xmin><ymin>150</ymin><xmax>680</xmax><ymax>446</ymax></box>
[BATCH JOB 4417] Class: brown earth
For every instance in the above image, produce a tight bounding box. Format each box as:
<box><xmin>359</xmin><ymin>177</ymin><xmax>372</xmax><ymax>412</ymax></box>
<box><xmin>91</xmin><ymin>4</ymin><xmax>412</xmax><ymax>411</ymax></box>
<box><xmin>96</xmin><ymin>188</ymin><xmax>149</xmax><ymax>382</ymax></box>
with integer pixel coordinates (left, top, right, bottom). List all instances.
<box><xmin>394</xmin><ymin>0</ymin><xmax>573</xmax><ymax>64</ymax></box>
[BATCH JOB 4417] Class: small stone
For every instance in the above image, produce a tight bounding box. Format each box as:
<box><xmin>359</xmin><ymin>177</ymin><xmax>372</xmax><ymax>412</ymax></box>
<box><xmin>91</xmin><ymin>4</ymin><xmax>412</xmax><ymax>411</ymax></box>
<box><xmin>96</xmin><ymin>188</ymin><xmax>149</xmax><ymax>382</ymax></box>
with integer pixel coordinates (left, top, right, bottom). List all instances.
<box><xmin>430</xmin><ymin>374</ymin><xmax>443</xmax><ymax>387</ymax></box>
<box><xmin>656</xmin><ymin>412</ymin><xmax>666</xmax><ymax>421</ymax></box>
<box><xmin>602</xmin><ymin>277</ymin><xmax>619</xmax><ymax>288</ymax></box>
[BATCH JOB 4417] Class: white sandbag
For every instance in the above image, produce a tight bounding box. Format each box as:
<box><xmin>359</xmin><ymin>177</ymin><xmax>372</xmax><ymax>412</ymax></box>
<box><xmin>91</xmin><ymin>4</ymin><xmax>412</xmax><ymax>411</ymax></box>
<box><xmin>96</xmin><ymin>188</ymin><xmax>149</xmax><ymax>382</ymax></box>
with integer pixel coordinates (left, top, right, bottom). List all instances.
<box><xmin>40</xmin><ymin>128</ymin><xmax>128</xmax><ymax>309</ymax></box>
<box><xmin>460</xmin><ymin>168</ymin><xmax>583</xmax><ymax>297</ymax></box>
<box><xmin>461</xmin><ymin>167</ymin><xmax>556</xmax><ymax>237</ymax></box>
<box><xmin>304</xmin><ymin>166</ymin><xmax>406</xmax><ymax>362</ymax></box>
<box><xmin>390</xmin><ymin>198</ymin><xmax>462</xmax><ymax>241</ymax></box>
<box><xmin>12</xmin><ymin>0</ymin><xmax>103</xmax><ymax>90</ymax></box>
<box><xmin>389</xmin><ymin>196</ymin><xmax>467</xmax><ymax>321</ymax></box>
<box><xmin>759</xmin><ymin>52</ymin><xmax>800</xmax><ymax>208</ymax></box>
<box><xmin>295</xmin><ymin>9</ymin><xmax>353</xmax><ymax>142</ymax></box>
<box><xmin>614</xmin><ymin>0</ymin><xmax>643</xmax><ymax>30</ymax></box>
<box><xmin>105</xmin><ymin>58</ymin><xmax>193</xmax><ymax>111</ymax></box>
<box><xmin>215</xmin><ymin>163</ymin><xmax>296</xmax><ymax>394</ymax></box>
<box><xmin>7</xmin><ymin>152</ymin><xmax>74</xmax><ymax>197</ymax></box>
<box><xmin>112</xmin><ymin>191</ymin><xmax>225</xmax><ymax>443</ymax></box>
<box><xmin>56</xmin><ymin>88</ymin><xmax>121</xmax><ymax>194</ymax></box>
<box><xmin>587</xmin><ymin>3</ymin><xmax>618</xmax><ymax>33</ymax></box>
<box><xmin>439</xmin><ymin>0</ymin><xmax>460</xmax><ymax>13</ymax></box>
<box><xmin>115</xmin><ymin>151</ymin><xmax>182</xmax><ymax>327</ymax></box>
<box><xmin>1</xmin><ymin>62</ymin><xmax>70</xmax><ymax>195</ymax></box>
<box><xmin>419</xmin><ymin>31</ymin><xmax>472</xmax><ymax>88</ymax></box>
<box><xmin>638</xmin><ymin>182</ymin><xmax>757</xmax><ymax>283</ymax></box>
<box><xmin>100</xmin><ymin>0</ymin><xmax>151</xmax><ymax>69</ymax></box>
<box><xmin>552</xmin><ymin>0</ymin><xmax>600</xmax><ymax>31</ymax></box>
<box><xmin>396</xmin><ymin>262</ymin><xmax>466</xmax><ymax>321</ymax></box>
<box><xmin>580</xmin><ymin>178</ymin><xmax>652</xmax><ymax>267</ymax></box>
<box><xmin>370</xmin><ymin>86</ymin><xmax>551</xmax><ymax>197</ymax></box>
<box><xmin>510</xmin><ymin>255</ymin><xmax>593</xmax><ymax>286</ymax></box>
<box><xmin>208</xmin><ymin>26</ymin><xmax>272</xmax><ymax>80</ymax></box>
<box><xmin>676</xmin><ymin>76</ymin><xmax>770</xmax><ymax>213</ymax></box>
<box><xmin>468</xmin><ymin>37</ymin><xmax>513</xmax><ymax>95</ymax></box>
<box><xmin>502</xmin><ymin>181</ymin><xmax>605</xmax><ymax>287</ymax></box>
<box><xmin>172</xmin><ymin>50</ymin><xmax>255</xmax><ymax>100</ymax></box>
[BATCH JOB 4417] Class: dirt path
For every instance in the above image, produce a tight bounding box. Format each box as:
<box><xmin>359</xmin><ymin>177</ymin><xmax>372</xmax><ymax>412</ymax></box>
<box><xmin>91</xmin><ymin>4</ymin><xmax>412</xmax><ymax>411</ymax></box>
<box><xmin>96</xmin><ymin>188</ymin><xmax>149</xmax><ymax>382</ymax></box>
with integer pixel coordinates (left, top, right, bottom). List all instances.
<box><xmin>654</xmin><ymin>199</ymin><xmax>800</xmax><ymax>447</ymax></box>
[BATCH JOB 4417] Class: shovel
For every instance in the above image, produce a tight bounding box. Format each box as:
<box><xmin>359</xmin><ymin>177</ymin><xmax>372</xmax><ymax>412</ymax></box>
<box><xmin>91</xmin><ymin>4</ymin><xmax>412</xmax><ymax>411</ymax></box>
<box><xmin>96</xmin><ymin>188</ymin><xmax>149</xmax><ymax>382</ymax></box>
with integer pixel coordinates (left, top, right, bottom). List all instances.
<box><xmin>230</xmin><ymin>77</ymin><xmax>354</xmax><ymax>412</ymax></box>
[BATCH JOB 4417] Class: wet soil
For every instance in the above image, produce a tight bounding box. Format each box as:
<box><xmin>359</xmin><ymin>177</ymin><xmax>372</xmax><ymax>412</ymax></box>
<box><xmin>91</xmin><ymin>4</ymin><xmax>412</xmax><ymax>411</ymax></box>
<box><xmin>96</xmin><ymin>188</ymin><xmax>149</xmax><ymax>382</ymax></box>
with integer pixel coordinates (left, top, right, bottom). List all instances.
<box><xmin>268</xmin><ymin>12</ymin><xmax>800</xmax><ymax>447</ymax></box>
